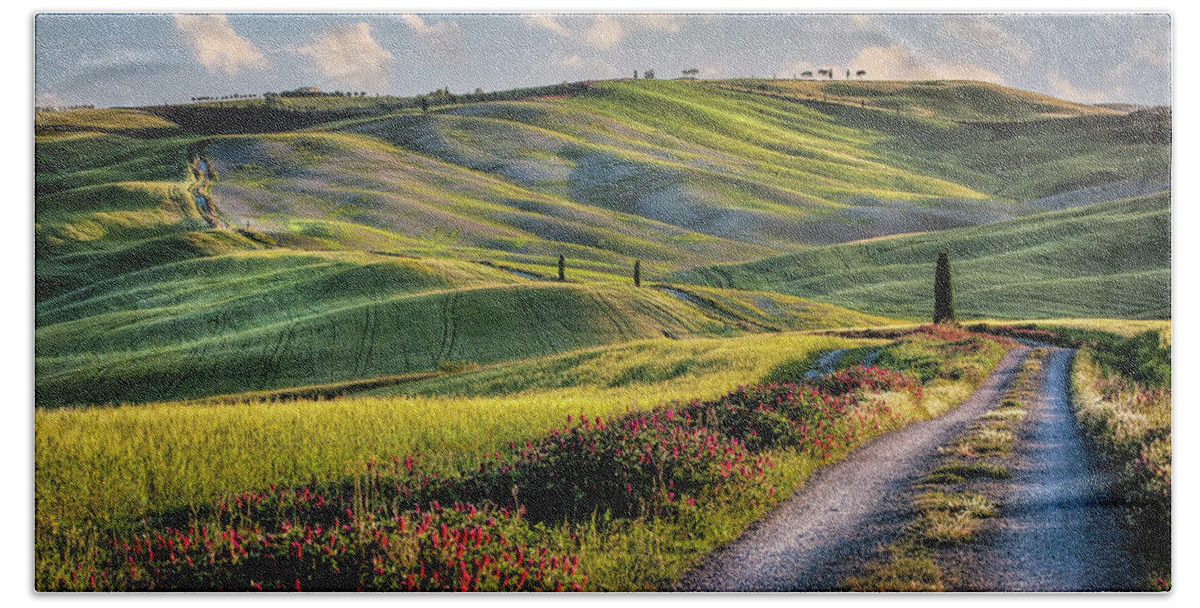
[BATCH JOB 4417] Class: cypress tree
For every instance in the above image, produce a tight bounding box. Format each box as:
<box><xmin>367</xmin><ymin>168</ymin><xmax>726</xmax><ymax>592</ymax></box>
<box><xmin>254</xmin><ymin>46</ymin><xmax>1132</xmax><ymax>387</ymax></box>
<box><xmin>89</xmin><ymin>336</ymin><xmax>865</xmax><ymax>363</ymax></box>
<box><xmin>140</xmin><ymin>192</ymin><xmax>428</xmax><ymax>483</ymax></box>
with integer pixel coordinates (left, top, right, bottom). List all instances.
<box><xmin>633</xmin><ymin>260</ymin><xmax>641</xmax><ymax>287</ymax></box>
<box><xmin>558</xmin><ymin>255</ymin><xmax>565</xmax><ymax>282</ymax></box>
<box><xmin>934</xmin><ymin>250</ymin><xmax>955</xmax><ymax>324</ymax></box>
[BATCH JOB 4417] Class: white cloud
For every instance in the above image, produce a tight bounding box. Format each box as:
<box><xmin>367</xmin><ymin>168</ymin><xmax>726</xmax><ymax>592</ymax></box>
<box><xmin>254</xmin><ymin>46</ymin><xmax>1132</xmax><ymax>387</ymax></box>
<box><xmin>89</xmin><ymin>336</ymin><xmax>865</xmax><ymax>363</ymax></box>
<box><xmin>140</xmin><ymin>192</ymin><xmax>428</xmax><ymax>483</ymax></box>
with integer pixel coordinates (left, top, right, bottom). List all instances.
<box><xmin>556</xmin><ymin>54</ymin><xmax>620</xmax><ymax>77</ymax></box>
<box><xmin>631</xmin><ymin>14</ymin><xmax>680</xmax><ymax>33</ymax></box>
<box><xmin>174</xmin><ymin>14</ymin><xmax>266</xmax><ymax>76</ymax></box>
<box><xmin>1133</xmin><ymin>37</ymin><xmax>1171</xmax><ymax>69</ymax></box>
<box><xmin>583</xmin><ymin>15</ymin><xmax>624</xmax><ymax>50</ymax></box>
<box><xmin>525</xmin><ymin>14</ymin><xmax>570</xmax><ymax>36</ymax></box>
<box><xmin>1046</xmin><ymin>70</ymin><xmax>1120</xmax><ymax>104</ymax></box>
<box><xmin>401</xmin><ymin>14</ymin><xmax>462</xmax><ymax>37</ymax></box>
<box><xmin>940</xmin><ymin>17</ymin><xmax>1033</xmax><ymax>61</ymax></box>
<box><xmin>399</xmin><ymin>14</ymin><xmax>464</xmax><ymax>65</ymax></box>
<box><xmin>36</xmin><ymin>92</ymin><xmax>68</xmax><ymax>108</ymax></box>
<box><xmin>849</xmin><ymin>14</ymin><xmax>874</xmax><ymax>27</ymax></box>
<box><xmin>533</xmin><ymin>14</ymin><xmax>681</xmax><ymax>50</ymax></box>
<box><xmin>849</xmin><ymin>45</ymin><xmax>1006</xmax><ymax>84</ymax></box>
<box><xmin>298</xmin><ymin>22</ymin><xmax>393</xmax><ymax>92</ymax></box>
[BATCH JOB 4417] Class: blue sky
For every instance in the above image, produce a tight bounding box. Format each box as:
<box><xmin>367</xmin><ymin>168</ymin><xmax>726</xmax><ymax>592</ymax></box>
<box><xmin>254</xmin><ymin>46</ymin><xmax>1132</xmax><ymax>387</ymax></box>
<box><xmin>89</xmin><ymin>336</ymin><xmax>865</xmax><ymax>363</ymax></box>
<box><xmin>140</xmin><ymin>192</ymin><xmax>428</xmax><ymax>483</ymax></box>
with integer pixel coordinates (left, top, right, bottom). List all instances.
<box><xmin>35</xmin><ymin>12</ymin><xmax>1171</xmax><ymax>108</ymax></box>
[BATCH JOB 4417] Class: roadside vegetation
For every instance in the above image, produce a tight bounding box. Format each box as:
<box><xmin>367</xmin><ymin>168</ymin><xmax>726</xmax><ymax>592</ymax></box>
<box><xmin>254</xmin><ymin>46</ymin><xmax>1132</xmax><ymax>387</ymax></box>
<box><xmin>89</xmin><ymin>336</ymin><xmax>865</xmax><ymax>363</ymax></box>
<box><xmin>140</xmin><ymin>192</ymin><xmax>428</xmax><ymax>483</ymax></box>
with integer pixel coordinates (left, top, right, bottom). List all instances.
<box><xmin>36</xmin><ymin>334</ymin><xmax>864</xmax><ymax>531</ymax></box>
<box><xmin>844</xmin><ymin>348</ymin><xmax>1042</xmax><ymax>591</ymax></box>
<box><xmin>1071</xmin><ymin>342</ymin><xmax>1170</xmax><ymax>589</ymax></box>
<box><xmin>36</xmin><ymin>327</ymin><xmax>1013</xmax><ymax>591</ymax></box>
<box><xmin>974</xmin><ymin>321</ymin><xmax>1171</xmax><ymax>589</ymax></box>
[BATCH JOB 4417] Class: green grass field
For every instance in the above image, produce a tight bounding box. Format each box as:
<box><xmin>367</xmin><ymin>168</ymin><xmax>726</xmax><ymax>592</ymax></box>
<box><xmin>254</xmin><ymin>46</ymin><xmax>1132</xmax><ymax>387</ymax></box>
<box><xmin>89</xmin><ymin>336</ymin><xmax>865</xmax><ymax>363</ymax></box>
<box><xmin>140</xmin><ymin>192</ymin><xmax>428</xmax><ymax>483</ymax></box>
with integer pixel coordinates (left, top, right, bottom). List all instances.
<box><xmin>36</xmin><ymin>333</ymin><xmax>869</xmax><ymax>531</ymax></box>
<box><xmin>35</xmin><ymin>246</ymin><xmax>891</xmax><ymax>406</ymax></box>
<box><xmin>674</xmin><ymin>192</ymin><xmax>1170</xmax><ymax>320</ymax></box>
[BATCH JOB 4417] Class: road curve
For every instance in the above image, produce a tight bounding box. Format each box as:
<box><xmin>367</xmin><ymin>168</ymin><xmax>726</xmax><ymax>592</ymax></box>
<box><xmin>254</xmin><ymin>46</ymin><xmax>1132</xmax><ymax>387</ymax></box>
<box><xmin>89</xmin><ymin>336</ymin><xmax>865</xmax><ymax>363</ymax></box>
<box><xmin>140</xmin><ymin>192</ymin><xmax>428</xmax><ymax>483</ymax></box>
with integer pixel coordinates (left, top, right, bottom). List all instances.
<box><xmin>676</xmin><ymin>347</ymin><xmax>1031</xmax><ymax>591</ymax></box>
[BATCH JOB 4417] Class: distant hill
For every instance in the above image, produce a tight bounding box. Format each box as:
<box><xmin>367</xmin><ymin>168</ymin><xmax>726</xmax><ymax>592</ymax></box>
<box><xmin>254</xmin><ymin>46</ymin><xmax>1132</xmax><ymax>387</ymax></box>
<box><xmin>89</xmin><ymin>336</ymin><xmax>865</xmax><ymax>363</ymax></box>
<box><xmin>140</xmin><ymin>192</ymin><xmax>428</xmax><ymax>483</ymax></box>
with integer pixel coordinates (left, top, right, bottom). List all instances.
<box><xmin>672</xmin><ymin>192</ymin><xmax>1170</xmax><ymax>321</ymax></box>
<box><xmin>34</xmin><ymin>79</ymin><xmax>1170</xmax><ymax>405</ymax></box>
<box><xmin>721</xmin><ymin>79</ymin><xmax>1120</xmax><ymax>121</ymax></box>
<box><xmin>1094</xmin><ymin>103</ymin><xmax>1152</xmax><ymax>114</ymax></box>
<box><xmin>193</xmin><ymin>79</ymin><xmax>1169</xmax><ymax>269</ymax></box>
<box><xmin>35</xmin><ymin>107</ymin><xmax>180</xmax><ymax>140</ymax></box>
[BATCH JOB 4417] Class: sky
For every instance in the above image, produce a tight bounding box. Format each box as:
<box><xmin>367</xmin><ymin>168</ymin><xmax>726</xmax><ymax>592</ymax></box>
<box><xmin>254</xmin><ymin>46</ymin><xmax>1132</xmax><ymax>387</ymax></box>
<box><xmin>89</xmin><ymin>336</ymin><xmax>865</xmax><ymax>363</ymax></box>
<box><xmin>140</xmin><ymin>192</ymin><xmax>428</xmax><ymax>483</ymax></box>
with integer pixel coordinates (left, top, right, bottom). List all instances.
<box><xmin>35</xmin><ymin>11</ymin><xmax>1171</xmax><ymax>108</ymax></box>
<box><xmin>35</xmin><ymin>12</ymin><xmax>1172</xmax><ymax>110</ymax></box>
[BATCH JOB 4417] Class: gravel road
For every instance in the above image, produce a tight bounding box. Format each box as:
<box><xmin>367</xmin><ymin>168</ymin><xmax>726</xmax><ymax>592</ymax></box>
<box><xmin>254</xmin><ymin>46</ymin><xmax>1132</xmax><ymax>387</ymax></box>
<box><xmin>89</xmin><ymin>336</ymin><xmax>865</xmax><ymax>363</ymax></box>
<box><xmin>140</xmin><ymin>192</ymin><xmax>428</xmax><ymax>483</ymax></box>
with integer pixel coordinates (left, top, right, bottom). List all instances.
<box><xmin>958</xmin><ymin>347</ymin><xmax>1149</xmax><ymax>591</ymax></box>
<box><xmin>676</xmin><ymin>347</ymin><xmax>1031</xmax><ymax>591</ymax></box>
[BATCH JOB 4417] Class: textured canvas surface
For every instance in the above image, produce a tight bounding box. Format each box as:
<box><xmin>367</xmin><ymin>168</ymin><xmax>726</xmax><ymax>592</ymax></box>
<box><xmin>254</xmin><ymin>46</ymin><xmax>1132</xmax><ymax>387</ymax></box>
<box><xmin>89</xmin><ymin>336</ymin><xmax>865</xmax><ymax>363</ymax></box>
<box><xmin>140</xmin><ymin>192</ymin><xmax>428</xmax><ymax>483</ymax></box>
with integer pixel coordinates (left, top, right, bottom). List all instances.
<box><xmin>33</xmin><ymin>12</ymin><xmax>1171</xmax><ymax>592</ymax></box>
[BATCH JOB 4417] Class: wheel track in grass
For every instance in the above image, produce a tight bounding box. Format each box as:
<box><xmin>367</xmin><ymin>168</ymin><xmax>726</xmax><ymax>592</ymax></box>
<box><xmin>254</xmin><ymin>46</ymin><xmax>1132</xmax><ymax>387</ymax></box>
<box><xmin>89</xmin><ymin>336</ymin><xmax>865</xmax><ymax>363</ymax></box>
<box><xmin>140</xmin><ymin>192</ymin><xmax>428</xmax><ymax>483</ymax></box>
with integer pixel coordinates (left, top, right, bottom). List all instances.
<box><xmin>588</xmin><ymin>291</ymin><xmax>631</xmax><ymax>343</ymax></box>
<box><xmin>676</xmin><ymin>347</ymin><xmax>1031</xmax><ymax>591</ymax></box>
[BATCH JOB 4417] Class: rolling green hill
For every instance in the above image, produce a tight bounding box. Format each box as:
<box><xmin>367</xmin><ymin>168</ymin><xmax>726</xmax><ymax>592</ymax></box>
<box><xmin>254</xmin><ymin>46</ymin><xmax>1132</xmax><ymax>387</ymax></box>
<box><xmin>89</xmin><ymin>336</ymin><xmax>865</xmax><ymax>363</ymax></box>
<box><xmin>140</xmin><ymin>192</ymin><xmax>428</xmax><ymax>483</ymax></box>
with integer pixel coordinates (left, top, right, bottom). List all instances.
<box><xmin>719</xmin><ymin>79</ymin><xmax>1119</xmax><ymax>122</ymax></box>
<box><xmin>199</xmin><ymin>79</ymin><xmax>1169</xmax><ymax>263</ymax></box>
<box><xmin>673</xmin><ymin>192</ymin><xmax>1170</xmax><ymax>320</ymax></box>
<box><xmin>35</xmin><ymin>107</ymin><xmax>180</xmax><ymax>141</ymax></box>
<box><xmin>34</xmin><ymin>246</ymin><xmax>890</xmax><ymax>406</ymax></box>
<box><xmin>34</xmin><ymin>79</ymin><xmax>1170</xmax><ymax>405</ymax></box>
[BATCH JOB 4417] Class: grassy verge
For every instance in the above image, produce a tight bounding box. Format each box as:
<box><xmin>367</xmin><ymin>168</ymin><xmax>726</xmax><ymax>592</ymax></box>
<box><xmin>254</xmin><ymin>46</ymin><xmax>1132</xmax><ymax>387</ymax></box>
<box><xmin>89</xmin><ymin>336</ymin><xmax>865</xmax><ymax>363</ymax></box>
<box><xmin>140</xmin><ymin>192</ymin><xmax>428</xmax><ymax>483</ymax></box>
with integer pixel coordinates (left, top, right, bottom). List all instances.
<box><xmin>1072</xmin><ymin>349</ymin><xmax>1170</xmax><ymax>589</ymax></box>
<box><xmin>36</xmin><ymin>327</ymin><xmax>1012</xmax><ymax>591</ymax></box>
<box><xmin>844</xmin><ymin>348</ymin><xmax>1042</xmax><ymax>591</ymax></box>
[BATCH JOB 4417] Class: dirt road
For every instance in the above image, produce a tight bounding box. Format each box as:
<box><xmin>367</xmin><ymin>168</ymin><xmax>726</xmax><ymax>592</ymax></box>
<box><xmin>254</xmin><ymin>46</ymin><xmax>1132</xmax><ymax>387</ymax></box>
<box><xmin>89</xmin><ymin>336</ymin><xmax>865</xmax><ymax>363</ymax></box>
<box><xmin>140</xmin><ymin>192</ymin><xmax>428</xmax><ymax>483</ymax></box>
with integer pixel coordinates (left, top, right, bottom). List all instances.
<box><xmin>676</xmin><ymin>347</ymin><xmax>1031</xmax><ymax>591</ymax></box>
<box><xmin>958</xmin><ymin>347</ymin><xmax>1150</xmax><ymax>591</ymax></box>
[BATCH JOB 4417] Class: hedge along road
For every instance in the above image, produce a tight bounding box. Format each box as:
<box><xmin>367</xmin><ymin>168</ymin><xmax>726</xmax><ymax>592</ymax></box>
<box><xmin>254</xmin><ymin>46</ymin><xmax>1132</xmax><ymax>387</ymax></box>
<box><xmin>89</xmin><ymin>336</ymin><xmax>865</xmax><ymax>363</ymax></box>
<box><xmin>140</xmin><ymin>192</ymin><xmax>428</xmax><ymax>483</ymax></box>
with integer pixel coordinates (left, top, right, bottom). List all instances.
<box><xmin>676</xmin><ymin>347</ymin><xmax>1032</xmax><ymax>591</ymax></box>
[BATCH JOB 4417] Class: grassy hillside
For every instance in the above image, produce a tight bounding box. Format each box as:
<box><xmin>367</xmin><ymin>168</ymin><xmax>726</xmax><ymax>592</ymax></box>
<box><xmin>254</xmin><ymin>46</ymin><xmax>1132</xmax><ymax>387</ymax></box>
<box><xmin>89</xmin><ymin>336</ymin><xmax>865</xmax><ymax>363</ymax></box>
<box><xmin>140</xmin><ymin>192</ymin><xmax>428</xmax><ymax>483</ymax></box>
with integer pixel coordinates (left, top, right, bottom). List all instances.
<box><xmin>720</xmin><ymin>79</ymin><xmax>1118</xmax><ymax>122</ymax></box>
<box><xmin>332</xmin><ymin>80</ymin><xmax>1003</xmax><ymax>249</ymax></box>
<box><xmin>197</xmin><ymin>78</ymin><xmax>1168</xmax><ymax>262</ymax></box>
<box><xmin>33</xmin><ymin>101</ymin><xmax>892</xmax><ymax>407</ymax></box>
<box><xmin>205</xmin><ymin>131</ymin><xmax>771</xmax><ymax>270</ymax></box>
<box><xmin>805</xmin><ymin>96</ymin><xmax>1169</xmax><ymax>202</ymax></box>
<box><xmin>35</xmin><ymin>247</ymin><xmax>890</xmax><ymax>406</ymax></box>
<box><xmin>35</xmin><ymin>107</ymin><xmax>180</xmax><ymax>140</ymax></box>
<box><xmin>34</xmin><ymin>79</ymin><xmax>1170</xmax><ymax>406</ymax></box>
<box><xmin>673</xmin><ymin>192</ymin><xmax>1170</xmax><ymax>320</ymax></box>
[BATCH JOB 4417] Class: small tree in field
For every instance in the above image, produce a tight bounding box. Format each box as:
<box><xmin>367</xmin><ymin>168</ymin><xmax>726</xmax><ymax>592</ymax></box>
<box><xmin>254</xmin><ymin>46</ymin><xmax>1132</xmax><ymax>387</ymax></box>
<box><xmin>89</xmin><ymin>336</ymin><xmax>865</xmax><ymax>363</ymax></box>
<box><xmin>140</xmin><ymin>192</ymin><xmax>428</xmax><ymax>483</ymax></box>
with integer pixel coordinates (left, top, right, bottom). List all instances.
<box><xmin>558</xmin><ymin>255</ymin><xmax>566</xmax><ymax>282</ymax></box>
<box><xmin>934</xmin><ymin>250</ymin><xmax>955</xmax><ymax>324</ymax></box>
<box><xmin>633</xmin><ymin>260</ymin><xmax>641</xmax><ymax>287</ymax></box>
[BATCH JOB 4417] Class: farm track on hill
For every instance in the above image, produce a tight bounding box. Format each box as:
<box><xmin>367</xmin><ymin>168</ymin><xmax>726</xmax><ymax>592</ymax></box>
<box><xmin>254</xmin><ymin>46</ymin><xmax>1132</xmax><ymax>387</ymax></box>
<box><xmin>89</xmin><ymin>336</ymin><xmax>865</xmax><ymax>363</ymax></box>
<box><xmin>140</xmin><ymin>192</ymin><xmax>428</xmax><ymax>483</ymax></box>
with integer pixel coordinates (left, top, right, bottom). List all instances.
<box><xmin>676</xmin><ymin>347</ymin><xmax>1031</xmax><ymax>591</ymax></box>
